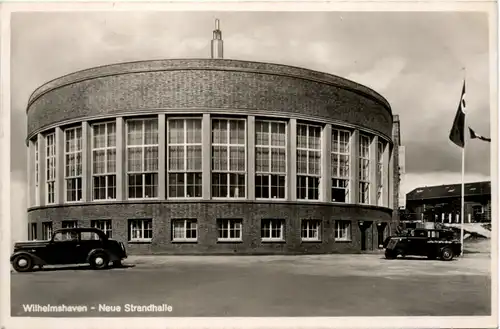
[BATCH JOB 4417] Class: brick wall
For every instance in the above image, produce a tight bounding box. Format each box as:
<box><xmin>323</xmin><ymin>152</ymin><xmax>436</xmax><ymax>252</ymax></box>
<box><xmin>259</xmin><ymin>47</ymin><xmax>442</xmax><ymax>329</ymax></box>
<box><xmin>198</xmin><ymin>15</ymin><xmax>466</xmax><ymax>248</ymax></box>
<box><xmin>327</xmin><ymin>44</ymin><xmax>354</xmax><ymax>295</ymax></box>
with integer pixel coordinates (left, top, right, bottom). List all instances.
<box><xmin>28</xmin><ymin>201</ymin><xmax>393</xmax><ymax>255</ymax></box>
<box><xmin>27</xmin><ymin>59</ymin><xmax>393</xmax><ymax>138</ymax></box>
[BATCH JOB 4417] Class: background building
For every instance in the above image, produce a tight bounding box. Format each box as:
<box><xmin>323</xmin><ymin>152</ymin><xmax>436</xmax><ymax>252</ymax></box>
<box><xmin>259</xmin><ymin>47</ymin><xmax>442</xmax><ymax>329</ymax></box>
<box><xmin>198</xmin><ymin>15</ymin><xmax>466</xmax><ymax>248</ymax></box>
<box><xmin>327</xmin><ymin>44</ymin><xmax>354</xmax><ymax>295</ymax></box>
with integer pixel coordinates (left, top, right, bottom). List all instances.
<box><xmin>405</xmin><ymin>181</ymin><xmax>492</xmax><ymax>224</ymax></box>
<box><xmin>25</xmin><ymin>21</ymin><xmax>401</xmax><ymax>254</ymax></box>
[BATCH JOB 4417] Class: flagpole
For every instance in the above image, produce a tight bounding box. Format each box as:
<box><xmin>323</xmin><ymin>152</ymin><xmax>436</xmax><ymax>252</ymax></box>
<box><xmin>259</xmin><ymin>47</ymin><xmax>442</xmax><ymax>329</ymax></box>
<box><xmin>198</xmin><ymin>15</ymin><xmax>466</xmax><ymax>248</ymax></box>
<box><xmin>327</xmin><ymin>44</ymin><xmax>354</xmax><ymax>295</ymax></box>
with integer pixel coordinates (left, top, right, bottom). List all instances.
<box><xmin>460</xmin><ymin>70</ymin><xmax>466</xmax><ymax>256</ymax></box>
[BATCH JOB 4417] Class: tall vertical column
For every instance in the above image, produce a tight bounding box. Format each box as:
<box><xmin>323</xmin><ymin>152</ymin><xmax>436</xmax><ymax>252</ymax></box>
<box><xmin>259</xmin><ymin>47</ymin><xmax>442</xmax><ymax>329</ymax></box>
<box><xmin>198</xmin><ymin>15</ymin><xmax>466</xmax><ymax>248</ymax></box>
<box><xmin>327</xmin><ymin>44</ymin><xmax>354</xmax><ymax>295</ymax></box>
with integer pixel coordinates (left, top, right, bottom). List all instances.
<box><xmin>382</xmin><ymin>140</ymin><xmax>390</xmax><ymax>207</ymax></box>
<box><xmin>388</xmin><ymin>144</ymin><xmax>395</xmax><ymax>209</ymax></box>
<box><xmin>349</xmin><ymin>129</ymin><xmax>359</xmax><ymax>204</ymax></box>
<box><xmin>288</xmin><ymin>119</ymin><xmax>297</xmax><ymax>201</ymax></box>
<box><xmin>55</xmin><ymin>127</ymin><xmax>64</xmax><ymax>204</ymax></box>
<box><xmin>158</xmin><ymin>114</ymin><xmax>166</xmax><ymax>200</ymax></box>
<box><xmin>247</xmin><ymin>116</ymin><xmax>255</xmax><ymax>200</ymax></box>
<box><xmin>82</xmin><ymin>121</ymin><xmax>90</xmax><ymax>202</ymax></box>
<box><xmin>202</xmin><ymin>114</ymin><xmax>211</xmax><ymax>200</ymax></box>
<box><xmin>370</xmin><ymin>136</ymin><xmax>378</xmax><ymax>205</ymax></box>
<box><xmin>38</xmin><ymin>133</ymin><xmax>46</xmax><ymax>207</ymax></box>
<box><xmin>116</xmin><ymin>117</ymin><xmax>125</xmax><ymax>201</ymax></box>
<box><xmin>27</xmin><ymin>140</ymin><xmax>34</xmax><ymax>207</ymax></box>
<box><xmin>321</xmin><ymin>124</ymin><xmax>332</xmax><ymax>202</ymax></box>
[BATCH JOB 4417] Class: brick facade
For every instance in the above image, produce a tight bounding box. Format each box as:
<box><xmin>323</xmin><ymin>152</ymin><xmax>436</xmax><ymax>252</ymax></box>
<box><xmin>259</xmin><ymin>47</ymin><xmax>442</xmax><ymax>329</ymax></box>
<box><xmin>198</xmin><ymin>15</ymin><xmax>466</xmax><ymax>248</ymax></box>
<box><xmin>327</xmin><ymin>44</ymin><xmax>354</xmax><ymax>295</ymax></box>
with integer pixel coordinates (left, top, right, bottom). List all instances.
<box><xmin>28</xmin><ymin>202</ymin><xmax>392</xmax><ymax>255</ymax></box>
<box><xmin>27</xmin><ymin>59</ymin><xmax>393</xmax><ymax>139</ymax></box>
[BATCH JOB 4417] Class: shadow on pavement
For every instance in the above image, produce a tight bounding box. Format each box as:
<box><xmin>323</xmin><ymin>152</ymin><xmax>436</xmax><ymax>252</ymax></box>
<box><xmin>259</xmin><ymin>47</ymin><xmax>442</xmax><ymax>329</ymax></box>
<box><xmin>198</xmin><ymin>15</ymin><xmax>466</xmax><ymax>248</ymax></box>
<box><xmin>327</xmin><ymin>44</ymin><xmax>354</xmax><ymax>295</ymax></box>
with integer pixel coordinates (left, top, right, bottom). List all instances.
<box><xmin>30</xmin><ymin>264</ymin><xmax>136</xmax><ymax>272</ymax></box>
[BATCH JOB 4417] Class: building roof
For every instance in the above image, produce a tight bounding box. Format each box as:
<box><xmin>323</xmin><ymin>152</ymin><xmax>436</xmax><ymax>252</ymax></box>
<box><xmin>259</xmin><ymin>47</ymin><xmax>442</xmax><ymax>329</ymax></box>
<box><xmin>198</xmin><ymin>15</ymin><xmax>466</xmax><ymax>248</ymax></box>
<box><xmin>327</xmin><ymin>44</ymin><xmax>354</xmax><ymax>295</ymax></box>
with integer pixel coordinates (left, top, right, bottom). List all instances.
<box><xmin>406</xmin><ymin>181</ymin><xmax>491</xmax><ymax>201</ymax></box>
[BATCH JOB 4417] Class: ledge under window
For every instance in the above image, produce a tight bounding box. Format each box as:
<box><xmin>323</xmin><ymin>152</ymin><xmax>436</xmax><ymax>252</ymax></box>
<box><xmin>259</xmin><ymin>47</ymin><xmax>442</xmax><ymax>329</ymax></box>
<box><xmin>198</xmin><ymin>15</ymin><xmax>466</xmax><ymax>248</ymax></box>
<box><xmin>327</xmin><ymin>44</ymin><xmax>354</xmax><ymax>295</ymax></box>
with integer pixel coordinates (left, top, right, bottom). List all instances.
<box><xmin>172</xmin><ymin>239</ymin><xmax>198</xmax><ymax>244</ymax></box>
<box><xmin>335</xmin><ymin>239</ymin><xmax>352</xmax><ymax>243</ymax></box>
<box><xmin>261</xmin><ymin>238</ymin><xmax>286</xmax><ymax>243</ymax></box>
<box><xmin>217</xmin><ymin>238</ymin><xmax>243</xmax><ymax>244</ymax></box>
<box><xmin>128</xmin><ymin>239</ymin><xmax>152</xmax><ymax>244</ymax></box>
<box><xmin>301</xmin><ymin>238</ymin><xmax>322</xmax><ymax>243</ymax></box>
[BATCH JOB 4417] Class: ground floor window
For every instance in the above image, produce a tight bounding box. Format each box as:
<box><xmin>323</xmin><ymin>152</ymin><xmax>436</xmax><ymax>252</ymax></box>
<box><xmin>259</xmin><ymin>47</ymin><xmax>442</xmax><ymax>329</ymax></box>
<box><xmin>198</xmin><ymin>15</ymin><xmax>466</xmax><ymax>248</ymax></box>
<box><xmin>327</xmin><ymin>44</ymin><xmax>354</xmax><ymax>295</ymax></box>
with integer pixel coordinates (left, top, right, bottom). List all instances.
<box><xmin>42</xmin><ymin>222</ymin><xmax>52</xmax><ymax>240</ymax></box>
<box><xmin>261</xmin><ymin>219</ymin><xmax>285</xmax><ymax>241</ymax></box>
<box><xmin>335</xmin><ymin>220</ymin><xmax>351</xmax><ymax>241</ymax></box>
<box><xmin>301</xmin><ymin>219</ymin><xmax>320</xmax><ymax>241</ymax></box>
<box><xmin>172</xmin><ymin>219</ymin><xmax>197</xmax><ymax>242</ymax></box>
<box><xmin>217</xmin><ymin>219</ymin><xmax>242</xmax><ymax>241</ymax></box>
<box><xmin>91</xmin><ymin>219</ymin><xmax>112</xmax><ymax>238</ymax></box>
<box><xmin>29</xmin><ymin>223</ymin><xmax>37</xmax><ymax>241</ymax></box>
<box><xmin>129</xmin><ymin>219</ymin><xmax>153</xmax><ymax>242</ymax></box>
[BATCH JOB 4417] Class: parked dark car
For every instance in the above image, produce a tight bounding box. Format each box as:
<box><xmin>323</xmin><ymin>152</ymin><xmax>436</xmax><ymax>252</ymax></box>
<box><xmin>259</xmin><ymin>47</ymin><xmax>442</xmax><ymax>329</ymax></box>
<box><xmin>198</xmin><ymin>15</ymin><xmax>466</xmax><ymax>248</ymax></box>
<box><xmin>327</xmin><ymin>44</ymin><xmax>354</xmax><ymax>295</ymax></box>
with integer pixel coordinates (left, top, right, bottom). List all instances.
<box><xmin>384</xmin><ymin>228</ymin><xmax>462</xmax><ymax>261</ymax></box>
<box><xmin>10</xmin><ymin>227</ymin><xmax>127</xmax><ymax>272</ymax></box>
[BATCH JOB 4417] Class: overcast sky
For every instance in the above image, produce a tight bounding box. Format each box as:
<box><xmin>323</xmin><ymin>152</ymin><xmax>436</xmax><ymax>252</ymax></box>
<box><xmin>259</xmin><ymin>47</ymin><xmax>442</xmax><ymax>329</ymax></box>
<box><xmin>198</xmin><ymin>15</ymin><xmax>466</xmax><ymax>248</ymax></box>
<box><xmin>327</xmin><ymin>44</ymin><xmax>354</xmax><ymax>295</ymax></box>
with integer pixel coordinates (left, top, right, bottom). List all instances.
<box><xmin>9</xmin><ymin>10</ymin><xmax>493</xmax><ymax>240</ymax></box>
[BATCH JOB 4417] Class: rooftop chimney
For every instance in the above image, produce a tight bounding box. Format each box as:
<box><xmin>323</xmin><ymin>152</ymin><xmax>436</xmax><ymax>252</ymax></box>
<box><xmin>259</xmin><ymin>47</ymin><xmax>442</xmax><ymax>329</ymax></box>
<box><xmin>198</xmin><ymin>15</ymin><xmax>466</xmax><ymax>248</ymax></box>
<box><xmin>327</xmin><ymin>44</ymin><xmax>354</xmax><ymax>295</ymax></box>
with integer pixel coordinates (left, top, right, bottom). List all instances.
<box><xmin>211</xmin><ymin>19</ymin><xmax>223</xmax><ymax>59</ymax></box>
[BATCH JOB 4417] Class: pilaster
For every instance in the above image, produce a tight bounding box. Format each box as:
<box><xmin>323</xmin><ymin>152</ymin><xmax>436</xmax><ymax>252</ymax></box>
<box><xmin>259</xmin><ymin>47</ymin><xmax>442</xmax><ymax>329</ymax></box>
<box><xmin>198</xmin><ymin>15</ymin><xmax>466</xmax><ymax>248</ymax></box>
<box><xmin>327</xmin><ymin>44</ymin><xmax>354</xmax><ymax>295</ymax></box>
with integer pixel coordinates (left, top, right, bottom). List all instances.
<box><xmin>247</xmin><ymin>116</ymin><xmax>256</xmax><ymax>200</ymax></box>
<box><xmin>82</xmin><ymin>121</ymin><xmax>90</xmax><ymax>202</ymax></box>
<box><xmin>55</xmin><ymin>127</ymin><xmax>64</xmax><ymax>204</ymax></box>
<box><xmin>370</xmin><ymin>135</ymin><xmax>378</xmax><ymax>205</ymax></box>
<box><xmin>321</xmin><ymin>124</ymin><xmax>332</xmax><ymax>202</ymax></box>
<box><xmin>202</xmin><ymin>114</ymin><xmax>211</xmax><ymax>200</ymax></box>
<box><xmin>38</xmin><ymin>133</ymin><xmax>46</xmax><ymax>207</ymax></box>
<box><xmin>116</xmin><ymin>117</ymin><xmax>125</xmax><ymax>201</ymax></box>
<box><xmin>158</xmin><ymin>114</ymin><xmax>166</xmax><ymax>200</ymax></box>
<box><xmin>349</xmin><ymin>129</ymin><xmax>359</xmax><ymax>204</ymax></box>
<box><xmin>288</xmin><ymin>119</ymin><xmax>297</xmax><ymax>201</ymax></box>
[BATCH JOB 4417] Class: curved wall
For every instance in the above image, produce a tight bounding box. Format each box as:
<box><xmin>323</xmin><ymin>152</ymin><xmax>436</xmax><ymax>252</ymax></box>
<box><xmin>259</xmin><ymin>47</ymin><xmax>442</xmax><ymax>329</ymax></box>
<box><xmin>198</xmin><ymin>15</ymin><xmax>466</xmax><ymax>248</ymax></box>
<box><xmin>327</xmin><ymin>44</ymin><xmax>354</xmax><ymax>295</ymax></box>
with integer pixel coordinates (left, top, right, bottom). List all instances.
<box><xmin>28</xmin><ymin>201</ymin><xmax>393</xmax><ymax>255</ymax></box>
<box><xmin>27</xmin><ymin>59</ymin><xmax>393</xmax><ymax>139</ymax></box>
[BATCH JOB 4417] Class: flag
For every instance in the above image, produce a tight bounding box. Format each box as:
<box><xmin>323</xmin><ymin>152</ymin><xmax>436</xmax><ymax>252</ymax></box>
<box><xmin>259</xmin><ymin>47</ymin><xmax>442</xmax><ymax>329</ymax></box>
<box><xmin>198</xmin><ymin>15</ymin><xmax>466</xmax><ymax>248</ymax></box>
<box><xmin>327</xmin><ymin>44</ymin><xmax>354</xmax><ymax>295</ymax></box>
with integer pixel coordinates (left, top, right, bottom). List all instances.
<box><xmin>469</xmin><ymin>127</ymin><xmax>491</xmax><ymax>142</ymax></box>
<box><xmin>449</xmin><ymin>81</ymin><xmax>466</xmax><ymax>148</ymax></box>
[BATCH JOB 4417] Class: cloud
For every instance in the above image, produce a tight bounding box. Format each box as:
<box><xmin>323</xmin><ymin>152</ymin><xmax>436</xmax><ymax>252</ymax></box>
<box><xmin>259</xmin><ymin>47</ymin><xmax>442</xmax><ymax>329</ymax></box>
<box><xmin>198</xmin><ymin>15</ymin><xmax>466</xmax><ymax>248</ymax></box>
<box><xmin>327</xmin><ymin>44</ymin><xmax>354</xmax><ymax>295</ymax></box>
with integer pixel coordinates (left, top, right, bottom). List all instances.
<box><xmin>346</xmin><ymin>57</ymin><xmax>407</xmax><ymax>92</ymax></box>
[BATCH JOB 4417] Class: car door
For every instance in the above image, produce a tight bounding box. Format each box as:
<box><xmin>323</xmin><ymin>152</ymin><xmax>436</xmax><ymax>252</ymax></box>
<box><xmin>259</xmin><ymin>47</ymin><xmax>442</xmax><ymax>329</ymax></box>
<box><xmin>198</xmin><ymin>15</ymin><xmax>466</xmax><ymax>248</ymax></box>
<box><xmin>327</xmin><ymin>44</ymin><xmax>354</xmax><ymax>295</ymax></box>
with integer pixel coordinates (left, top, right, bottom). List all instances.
<box><xmin>409</xmin><ymin>229</ymin><xmax>428</xmax><ymax>256</ymax></box>
<box><xmin>46</xmin><ymin>231</ymin><xmax>80</xmax><ymax>264</ymax></box>
<box><xmin>75</xmin><ymin>231</ymin><xmax>103</xmax><ymax>264</ymax></box>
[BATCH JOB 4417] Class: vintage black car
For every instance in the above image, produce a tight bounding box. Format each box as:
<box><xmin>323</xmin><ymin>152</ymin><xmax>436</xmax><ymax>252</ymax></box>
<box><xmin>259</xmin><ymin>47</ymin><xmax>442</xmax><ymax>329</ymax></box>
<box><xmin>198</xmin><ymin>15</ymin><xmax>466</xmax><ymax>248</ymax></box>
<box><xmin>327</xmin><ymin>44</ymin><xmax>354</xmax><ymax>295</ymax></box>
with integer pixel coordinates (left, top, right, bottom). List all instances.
<box><xmin>384</xmin><ymin>228</ymin><xmax>462</xmax><ymax>261</ymax></box>
<box><xmin>10</xmin><ymin>227</ymin><xmax>127</xmax><ymax>272</ymax></box>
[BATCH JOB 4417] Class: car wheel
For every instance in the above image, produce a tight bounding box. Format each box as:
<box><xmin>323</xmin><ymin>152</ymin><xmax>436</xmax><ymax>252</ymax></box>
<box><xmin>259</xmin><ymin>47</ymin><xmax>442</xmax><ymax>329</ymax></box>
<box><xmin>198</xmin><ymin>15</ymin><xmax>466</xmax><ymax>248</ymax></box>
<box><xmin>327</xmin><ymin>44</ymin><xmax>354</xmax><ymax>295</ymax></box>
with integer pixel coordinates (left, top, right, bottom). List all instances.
<box><xmin>12</xmin><ymin>255</ymin><xmax>34</xmax><ymax>273</ymax></box>
<box><xmin>89</xmin><ymin>252</ymin><xmax>109</xmax><ymax>270</ymax></box>
<box><xmin>440</xmin><ymin>247</ymin><xmax>454</xmax><ymax>261</ymax></box>
<box><xmin>385</xmin><ymin>251</ymin><xmax>396</xmax><ymax>259</ymax></box>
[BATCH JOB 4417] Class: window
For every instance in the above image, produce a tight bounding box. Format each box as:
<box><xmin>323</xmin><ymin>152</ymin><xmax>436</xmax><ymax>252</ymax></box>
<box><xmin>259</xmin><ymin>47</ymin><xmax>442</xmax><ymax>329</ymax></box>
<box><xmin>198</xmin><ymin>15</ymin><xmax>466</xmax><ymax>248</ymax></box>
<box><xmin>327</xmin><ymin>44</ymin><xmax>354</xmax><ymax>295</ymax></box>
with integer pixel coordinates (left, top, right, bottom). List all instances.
<box><xmin>255</xmin><ymin>120</ymin><xmax>286</xmax><ymax>199</ymax></box>
<box><xmin>377</xmin><ymin>141</ymin><xmax>385</xmax><ymax>206</ymax></box>
<box><xmin>172</xmin><ymin>219</ymin><xmax>197</xmax><ymax>242</ymax></box>
<box><xmin>296</xmin><ymin>124</ymin><xmax>321</xmax><ymax>200</ymax></box>
<box><xmin>91</xmin><ymin>219</ymin><xmax>112</xmax><ymax>238</ymax></box>
<box><xmin>301</xmin><ymin>219</ymin><xmax>320</xmax><ymax>241</ymax></box>
<box><xmin>331</xmin><ymin>128</ymin><xmax>350</xmax><ymax>203</ymax></box>
<box><xmin>81</xmin><ymin>232</ymin><xmax>101</xmax><ymax>240</ymax></box>
<box><xmin>34</xmin><ymin>139</ymin><xmax>39</xmax><ymax>187</ymax></box>
<box><xmin>127</xmin><ymin>119</ymin><xmax>159</xmax><ymax>199</ymax></box>
<box><xmin>261</xmin><ymin>219</ymin><xmax>285</xmax><ymax>241</ymax></box>
<box><xmin>42</xmin><ymin>222</ymin><xmax>52</xmax><ymax>240</ymax></box>
<box><xmin>217</xmin><ymin>219</ymin><xmax>242</xmax><ymax>241</ymax></box>
<box><xmin>212</xmin><ymin>118</ymin><xmax>246</xmax><ymax>198</ymax></box>
<box><xmin>64</xmin><ymin>126</ymin><xmax>83</xmax><ymax>202</ymax></box>
<box><xmin>61</xmin><ymin>220</ymin><xmax>78</xmax><ymax>239</ymax></box>
<box><xmin>129</xmin><ymin>219</ymin><xmax>153</xmax><ymax>242</ymax></box>
<box><xmin>335</xmin><ymin>220</ymin><xmax>351</xmax><ymax>241</ymax></box>
<box><xmin>168</xmin><ymin>119</ymin><xmax>202</xmax><ymax>198</ymax></box>
<box><xmin>359</xmin><ymin>134</ymin><xmax>371</xmax><ymax>204</ymax></box>
<box><xmin>45</xmin><ymin>132</ymin><xmax>56</xmax><ymax>204</ymax></box>
<box><xmin>29</xmin><ymin>223</ymin><xmax>37</xmax><ymax>241</ymax></box>
<box><xmin>92</xmin><ymin>122</ymin><xmax>117</xmax><ymax>200</ymax></box>
<box><xmin>53</xmin><ymin>231</ymin><xmax>78</xmax><ymax>242</ymax></box>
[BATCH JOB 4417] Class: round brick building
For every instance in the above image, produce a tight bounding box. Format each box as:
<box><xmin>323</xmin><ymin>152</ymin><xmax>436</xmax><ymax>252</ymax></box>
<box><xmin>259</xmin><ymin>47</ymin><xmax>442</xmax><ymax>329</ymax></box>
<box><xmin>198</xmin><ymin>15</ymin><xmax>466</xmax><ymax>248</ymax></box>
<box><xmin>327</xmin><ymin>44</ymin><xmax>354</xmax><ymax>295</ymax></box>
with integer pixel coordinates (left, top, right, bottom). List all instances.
<box><xmin>25</xmin><ymin>25</ymin><xmax>400</xmax><ymax>254</ymax></box>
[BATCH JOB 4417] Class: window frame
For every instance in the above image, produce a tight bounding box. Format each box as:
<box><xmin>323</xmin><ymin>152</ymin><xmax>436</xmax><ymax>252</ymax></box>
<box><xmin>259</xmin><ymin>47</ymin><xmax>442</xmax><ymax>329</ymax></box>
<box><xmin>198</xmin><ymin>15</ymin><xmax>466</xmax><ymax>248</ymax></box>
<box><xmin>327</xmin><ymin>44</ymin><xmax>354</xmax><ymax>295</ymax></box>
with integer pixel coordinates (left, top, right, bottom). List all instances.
<box><xmin>211</xmin><ymin>117</ymin><xmax>247</xmax><ymax>200</ymax></box>
<box><xmin>91</xmin><ymin>121</ymin><xmax>117</xmax><ymax>202</ymax></box>
<box><xmin>296</xmin><ymin>123</ymin><xmax>322</xmax><ymax>201</ymax></box>
<box><xmin>126</xmin><ymin>118</ymin><xmax>159</xmax><ymax>200</ymax></box>
<box><xmin>29</xmin><ymin>223</ymin><xmax>37</xmax><ymax>241</ymax></box>
<box><xmin>42</xmin><ymin>222</ymin><xmax>53</xmax><ymax>240</ymax></box>
<box><xmin>376</xmin><ymin>140</ymin><xmax>385</xmax><ymax>206</ymax></box>
<box><xmin>91</xmin><ymin>219</ymin><xmax>113</xmax><ymax>238</ymax></box>
<box><xmin>217</xmin><ymin>218</ymin><xmax>243</xmax><ymax>242</ymax></box>
<box><xmin>358</xmin><ymin>133</ymin><xmax>371</xmax><ymax>205</ymax></box>
<box><xmin>261</xmin><ymin>218</ymin><xmax>285</xmax><ymax>242</ymax></box>
<box><xmin>167</xmin><ymin>117</ymin><xmax>203</xmax><ymax>200</ymax></box>
<box><xmin>301</xmin><ymin>219</ymin><xmax>321</xmax><ymax>242</ymax></box>
<box><xmin>171</xmin><ymin>218</ymin><xmax>198</xmax><ymax>242</ymax></box>
<box><xmin>255</xmin><ymin>119</ymin><xmax>288</xmax><ymax>201</ymax></box>
<box><xmin>45</xmin><ymin>132</ymin><xmax>56</xmax><ymax>205</ymax></box>
<box><xmin>334</xmin><ymin>220</ymin><xmax>352</xmax><ymax>242</ymax></box>
<box><xmin>331</xmin><ymin>127</ymin><xmax>351</xmax><ymax>203</ymax></box>
<box><xmin>128</xmin><ymin>218</ymin><xmax>153</xmax><ymax>242</ymax></box>
<box><xmin>64</xmin><ymin>126</ymin><xmax>83</xmax><ymax>203</ymax></box>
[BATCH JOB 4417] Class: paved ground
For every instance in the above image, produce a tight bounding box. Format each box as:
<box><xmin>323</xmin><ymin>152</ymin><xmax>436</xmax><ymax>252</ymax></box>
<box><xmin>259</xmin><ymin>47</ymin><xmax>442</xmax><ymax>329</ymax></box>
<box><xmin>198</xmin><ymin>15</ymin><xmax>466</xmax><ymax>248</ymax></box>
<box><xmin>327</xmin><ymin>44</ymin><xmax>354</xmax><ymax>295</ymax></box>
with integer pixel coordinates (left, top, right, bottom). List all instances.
<box><xmin>11</xmin><ymin>254</ymin><xmax>492</xmax><ymax>317</ymax></box>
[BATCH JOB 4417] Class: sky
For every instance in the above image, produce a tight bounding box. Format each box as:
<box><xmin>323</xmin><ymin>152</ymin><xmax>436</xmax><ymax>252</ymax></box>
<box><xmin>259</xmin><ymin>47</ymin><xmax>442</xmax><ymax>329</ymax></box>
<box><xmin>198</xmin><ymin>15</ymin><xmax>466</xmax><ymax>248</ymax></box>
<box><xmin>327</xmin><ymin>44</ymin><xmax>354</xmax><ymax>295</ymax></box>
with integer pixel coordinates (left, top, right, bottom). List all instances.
<box><xmin>9</xmin><ymin>10</ymin><xmax>493</xmax><ymax>241</ymax></box>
